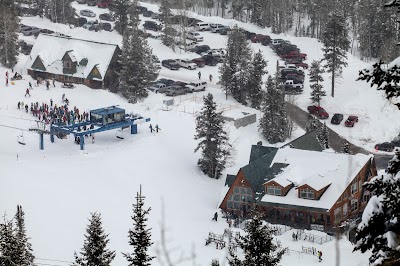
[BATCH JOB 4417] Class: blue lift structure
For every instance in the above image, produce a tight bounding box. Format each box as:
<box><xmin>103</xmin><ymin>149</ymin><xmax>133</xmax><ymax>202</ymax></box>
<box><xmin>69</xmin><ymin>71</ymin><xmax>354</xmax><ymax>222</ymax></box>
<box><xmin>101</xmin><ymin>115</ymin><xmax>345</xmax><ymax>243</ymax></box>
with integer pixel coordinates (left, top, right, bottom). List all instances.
<box><xmin>50</xmin><ymin>106</ymin><xmax>150</xmax><ymax>150</ymax></box>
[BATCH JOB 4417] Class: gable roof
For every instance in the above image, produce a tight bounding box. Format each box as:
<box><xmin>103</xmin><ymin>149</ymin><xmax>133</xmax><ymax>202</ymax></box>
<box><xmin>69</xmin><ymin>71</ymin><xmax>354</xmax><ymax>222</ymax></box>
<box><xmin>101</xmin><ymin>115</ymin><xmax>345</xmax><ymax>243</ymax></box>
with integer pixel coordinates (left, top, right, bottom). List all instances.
<box><xmin>225</xmin><ymin>174</ymin><xmax>236</xmax><ymax>187</ymax></box>
<box><xmin>260</xmin><ymin>147</ymin><xmax>372</xmax><ymax>210</ymax></box>
<box><xmin>249</xmin><ymin>145</ymin><xmax>277</xmax><ymax>163</ymax></box>
<box><xmin>26</xmin><ymin>34</ymin><xmax>119</xmax><ymax>81</ymax></box>
<box><xmin>282</xmin><ymin>130</ymin><xmax>324</xmax><ymax>152</ymax></box>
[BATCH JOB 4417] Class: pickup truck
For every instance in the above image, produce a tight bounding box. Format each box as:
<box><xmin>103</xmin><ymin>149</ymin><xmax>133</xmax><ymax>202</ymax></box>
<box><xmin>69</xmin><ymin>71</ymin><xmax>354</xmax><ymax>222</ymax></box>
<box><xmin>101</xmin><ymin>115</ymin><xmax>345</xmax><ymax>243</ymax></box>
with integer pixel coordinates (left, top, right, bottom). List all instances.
<box><xmin>280</xmin><ymin>50</ymin><xmax>307</xmax><ymax>60</ymax></box>
<box><xmin>283</xmin><ymin>80</ymin><xmax>303</xmax><ymax>94</ymax></box>
<box><xmin>147</xmin><ymin>83</ymin><xmax>167</xmax><ymax>93</ymax></box>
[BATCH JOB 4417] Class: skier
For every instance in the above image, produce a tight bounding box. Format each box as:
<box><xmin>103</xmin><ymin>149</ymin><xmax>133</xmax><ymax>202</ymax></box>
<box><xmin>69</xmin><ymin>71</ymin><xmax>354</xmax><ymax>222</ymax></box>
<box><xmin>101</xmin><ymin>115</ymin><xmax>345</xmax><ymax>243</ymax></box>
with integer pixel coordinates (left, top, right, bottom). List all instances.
<box><xmin>50</xmin><ymin>99</ymin><xmax>53</xmax><ymax>107</ymax></box>
<box><xmin>6</xmin><ymin>78</ymin><xmax>8</xmax><ymax>86</ymax></box>
<box><xmin>198</xmin><ymin>71</ymin><xmax>201</xmax><ymax>80</ymax></box>
<box><xmin>6</xmin><ymin>71</ymin><xmax>8</xmax><ymax>78</ymax></box>
<box><xmin>25</xmin><ymin>88</ymin><xmax>30</xmax><ymax>97</ymax></box>
<box><xmin>46</xmin><ymin>80</ymin><xmax>50</xmax><ymax>90</ymax></box>
<box><xmin>149</xmin><ymin>124</ymin><xmax>153</xmax><ymax>133</ymax></box>
<box><xmin>155</xmin><ymin>124</ymin><xmax>160</xmax><ymax>133</ymax></box>
<box><xmin>317</xmin><ymin>250</ymin><xmax>322</xmax><ymax>262</ymax></box>
<box><xmin>209</xmin><ymin>74</ymin><xmax>213</xmax><ymax>82</ymax></box>
<box><xmin>53</xmin><ymin>78</ymin><xmax>56</xmax><ymax>87</ymax></box>
<box><xmin>29</xmin><ymin>82</ymin><xmax>32</xmax><ymax>90</ymax></box>
<box><xmin>62</xmin><ymin>93</ymin><xmax>65</xmax><ymax>102</ymax></box>
<box><xmin>212</xmin><ymin>212</ymin><xmax>218</xmax><ymax>221</ymax></box>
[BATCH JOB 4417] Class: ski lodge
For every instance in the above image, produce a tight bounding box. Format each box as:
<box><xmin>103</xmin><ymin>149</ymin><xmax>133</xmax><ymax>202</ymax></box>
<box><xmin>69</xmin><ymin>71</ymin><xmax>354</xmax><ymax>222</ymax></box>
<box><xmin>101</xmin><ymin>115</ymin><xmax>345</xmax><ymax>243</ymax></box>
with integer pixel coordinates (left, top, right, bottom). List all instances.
<box><xmin>26</xmin><ymin>34</ymin><xmax>121</xmax><ymax>89</ymax></box>
<box><xmin>219</xmin><ymin>132</ymin><xmax>377</xmax><ymax>233</ymax></box>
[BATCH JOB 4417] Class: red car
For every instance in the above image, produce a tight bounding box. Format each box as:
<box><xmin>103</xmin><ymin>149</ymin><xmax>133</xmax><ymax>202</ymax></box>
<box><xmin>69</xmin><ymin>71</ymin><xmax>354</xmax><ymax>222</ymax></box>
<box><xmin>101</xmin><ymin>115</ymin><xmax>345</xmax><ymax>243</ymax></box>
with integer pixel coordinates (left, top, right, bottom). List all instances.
<box><xmin>285</xmin><ymin>59</ymin><xmax>308</xmax><ymax>69</ymax></box>
<box><xmin>97</xmin><ymin>0</ymin><xmax>112</xmax><ymax>8</ymax></box>
<box><xmin>251</xmin><ymin>34</ymin><xmax>271</xmax><ymax>43</ymax></box>
<box><xmin>307</xmin><ymin>105</ymin><xmax>329</xmax><ymax>119</ymax></box>
<box><xmin>344</xmin><ymin>116</ymin><xmax>359</xmax><ymax>127</ymax></box>
<box><xmin>281</xmin><ymin>50</ymin><xmax>307</xmax><ymax>60</ymax></box>
<box><xmin>192</xmin><ymin>58</ymin><xmax>206</xmax><ymax>68</ymax></box>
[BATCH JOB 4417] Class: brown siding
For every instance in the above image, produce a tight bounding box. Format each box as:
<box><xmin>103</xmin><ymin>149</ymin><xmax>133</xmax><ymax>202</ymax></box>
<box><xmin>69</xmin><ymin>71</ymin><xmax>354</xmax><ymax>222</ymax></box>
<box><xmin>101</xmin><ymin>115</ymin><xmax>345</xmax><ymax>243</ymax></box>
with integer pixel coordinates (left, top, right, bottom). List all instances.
<box><xmin>219</xmin><ymin>169</ymin><xmax>252</xmax><ymax>211</ymax></box>
<box><xmin>297</xmin><ymin>184</ymin><xmax>317</xmax><ymax>199</ymax></box>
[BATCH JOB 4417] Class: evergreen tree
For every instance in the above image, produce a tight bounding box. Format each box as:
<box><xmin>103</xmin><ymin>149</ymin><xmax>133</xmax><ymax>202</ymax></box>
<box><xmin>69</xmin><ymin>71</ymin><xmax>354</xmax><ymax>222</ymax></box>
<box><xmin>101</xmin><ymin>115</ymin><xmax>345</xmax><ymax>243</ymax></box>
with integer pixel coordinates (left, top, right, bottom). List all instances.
<box><xmin>309</xmin><ymin>60</ymin><xmax>326</xmax><ymax>106</ymax></box>
<box><xmin>250</xmin><ymin>0</ymin><xmax>262</xmax><ymax>27</ymax></box>
<box><xmin>110</xmin><ymin>0</ymin><xmax>130</xmax><ymax>34</ymax></box>
<box><xmin>317</xmin><ymin>122</ymin><xmax>329</xmax><ymax>149</ymax></box>
<box><xmin>118</xmin><ymin>8</ymin><xmax>158</xmax><ymax>103</ymax></box>
<box><xmin>259</xmin><ymin>76</ymin><xmax>289</xmax><ymax>144</ymax></box>
<box><xmin>123</xmin><ymin>187</ymin><xmax>154</xmax><ymax>266</ymax></box>
<box><xmin>246</xmin><ymin>50</ymin><xmax>267</xmax><ymax>109</ymax></box>
<box><xmin>342</xmin><ymin>141</ymin><xmax>351</xmax><ymax>154</ymax></box>
<box><xmin>211</xmin><ymin>259</ymin><xmax>220</xmax><ymax>266</ymax></box>
<box><xmin>159</xmin><ymin>0</ymin><xmax>175</xmax><ymax>49</ymax></box>
<box><xmin>219</xmin><ymin>25</ymin><xmax>251</xmax><ymax>103</ymax></box>
<box><xmin>321</xmin><ymin>12</ymin><xmax>350</xmax><ymax>98</ymax></box>
<box><xmin>228</xmin><ymin>213</ymin><xmax>286</xmax><ymax>266</ymax></box>
<box><xmin>73</xmin><ymin>212</ymin><xmax>116</xmax><ymax>266</ymax></box>
<box><xmin>0</xmin><ymin>219</ymin><xmax>20</xmax><ymax>266</ymax></box>
<box><xmin>14</xmin><ymin>205</ymin><xmax>35</xmax><ymax>266</ymax></box>
<box><xmin>194</xmin><ymin>93</ymin><xmax>230</xmax><ymax>179</ymax></box>
<box><xmin>306</xmin><ymin>116</ymin><xmax>319</xmax><ymax>132</ymax></box>
<box><xmin>354</xmin><ymin>149</ymin><xmax>400</xmax><ymax>265</ymax></box>
<box><xmin>43</xmin><ymin>0</ymin><xmax>75</xmax><ymax>24</ymax></box>
<box><xmin>0</xmin><ymin>0</ymin><xmax>19</xmax><ymax>68</ymax></box>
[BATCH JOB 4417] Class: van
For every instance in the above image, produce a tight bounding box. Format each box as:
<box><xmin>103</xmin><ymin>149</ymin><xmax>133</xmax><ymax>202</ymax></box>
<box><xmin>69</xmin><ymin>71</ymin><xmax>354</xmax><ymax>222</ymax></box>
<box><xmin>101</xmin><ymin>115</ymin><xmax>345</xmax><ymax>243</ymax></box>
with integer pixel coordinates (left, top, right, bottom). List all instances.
<box><xmin>186</xmin><ymin>81</ymin><xmax>207</xmax><ymax>92</ymax></box>
<box><xmin>195</xmin><ymin>22</ymin><xmax>211</xmax><ymax>31</ymax></box>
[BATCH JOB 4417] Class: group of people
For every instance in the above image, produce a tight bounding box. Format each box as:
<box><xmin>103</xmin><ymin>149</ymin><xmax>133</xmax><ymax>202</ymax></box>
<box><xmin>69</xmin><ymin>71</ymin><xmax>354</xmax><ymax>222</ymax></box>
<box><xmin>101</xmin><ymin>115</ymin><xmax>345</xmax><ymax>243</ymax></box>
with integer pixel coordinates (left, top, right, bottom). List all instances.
<box><xmin>5</xmin><ymin>71</ymin><xmax>23</xmax><ymax>86</ymax></box>
<box><xmin>149</xmin><ymin>124</ymin><xmax>160</xmax><ymax>133</ymax></box>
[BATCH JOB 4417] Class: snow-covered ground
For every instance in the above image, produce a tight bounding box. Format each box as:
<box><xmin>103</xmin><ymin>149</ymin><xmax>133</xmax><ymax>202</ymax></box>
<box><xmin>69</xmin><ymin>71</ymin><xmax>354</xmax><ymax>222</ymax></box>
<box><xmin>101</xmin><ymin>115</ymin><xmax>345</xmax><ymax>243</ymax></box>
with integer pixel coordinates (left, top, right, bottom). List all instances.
<box><xmin>0</xmin><ymin>1</ymin><xmax>391</xmax><ymax>265</ymax></box>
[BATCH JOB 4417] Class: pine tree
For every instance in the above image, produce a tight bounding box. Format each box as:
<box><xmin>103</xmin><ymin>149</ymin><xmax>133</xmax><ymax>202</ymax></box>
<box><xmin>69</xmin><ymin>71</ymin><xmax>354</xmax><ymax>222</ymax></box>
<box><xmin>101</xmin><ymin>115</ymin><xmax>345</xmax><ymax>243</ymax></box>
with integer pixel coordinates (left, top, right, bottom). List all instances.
<box><xmin>118</xmin><ymin>8</ymin><xmax>158</xmax><ymax>104</ymax></box>
<box><xmin>194</xmin><ymin>93</ymin><xmax>230</xmax><ymax>179</ymax></box>
<box><xmin>219</xmin><ymin>25</ymin><xmax>251</xmax><ymax>103</ymax></box>
<box><xmin>211</xmin><ymin>259</ymin><xmax>220</xmax><ymax>266</ymax></box>
<box><xmin>110</xmin><ymin>0</ymin><xmax>130</xmax><ymax>34</ymax></box>
<box><xmin>159</xmin><ymin>0</ymin><xmax>175</xmax><ymax>49</ymax></box>
<box><xmin>321</xmin><ymin>12</ymin><xmax>350</xmax><ymax>98</ymax></box>
<box><xmin>246</xmin><ymin>50</ymin><xmax>267</xmax><ymax>109</ymax></box>
<box><xmin>317</xmin><ymin>122</ymin><xmax>329</xmax><ymax>149</ymax></box>
<box><xmin>309</xmin><ymin>60</ymin><xmax>326</xmax><ymax>106</ymax></box>
<box><xmin>14</xmin><ymin>205</ymin><xmax>35</xmax><ymax>266</ymax></box>
<box><xmin>250</xmin><ymin>0</ymin><xmax>262</xmax><ymax>27</ymax></box>
<box><xmin>228</xmin><ymin>213</ymin><xmax>286</xmax><ymax>266</ymax></box>
<box><xmin>45</xmin><ymin>0</ymin><xmax>75</xmax><ymax>24</ymax></box>
<box><xmin>73</xmin><ymin>212</ymin><xmax>116</xmax><ymax>266</ymax></box>
<box><xmin>306</xmin><ymin>116</ymin><xmax>319</xmax><ymax>132</ymax></box>
<box><xmin>0</xmin><ymin>0</ymin><xmax>19</xmax><ymax>68</ymax></box>
<box><xmin>342</xmin><ymin>141</ymin><xmax>350</xmax><ymax>154</ymax></box>
<box><xmin>123</xmin><ymin>187</ymin><xmax>154</xmax><ymax>266</ymax></box>
<box><xmin>0</xmin><ymin>219</ymin><xmax>20</xmax><ymax>266</ymax></box>
<box><xmin>354</xmin><ymin>149</ymin><xmax>400</xmax><ymax>265</ymax></box>
<box><xmin>259</xmin><ymin>76</ymin><xmax>289</xmax><ymax>144</ymax></box>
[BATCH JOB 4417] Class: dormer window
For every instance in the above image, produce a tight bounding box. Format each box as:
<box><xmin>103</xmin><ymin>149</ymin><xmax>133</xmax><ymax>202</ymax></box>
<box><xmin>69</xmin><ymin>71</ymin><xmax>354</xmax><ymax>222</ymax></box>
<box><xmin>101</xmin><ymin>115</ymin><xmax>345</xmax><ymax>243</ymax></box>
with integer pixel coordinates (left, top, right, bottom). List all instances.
<box><xmin>267</xmin><ymin>185</ymin><xmax>282</xmax><ymax>196</ymax></box>
<box><xmin>64</xmin><ymin>61</ymin><xmax>72</xmax><ymax>69</ymax></box>
<box><xmin>300</xmin><ymin>188</ymin><xmax>315</xmax><ymax>199</ymax></box>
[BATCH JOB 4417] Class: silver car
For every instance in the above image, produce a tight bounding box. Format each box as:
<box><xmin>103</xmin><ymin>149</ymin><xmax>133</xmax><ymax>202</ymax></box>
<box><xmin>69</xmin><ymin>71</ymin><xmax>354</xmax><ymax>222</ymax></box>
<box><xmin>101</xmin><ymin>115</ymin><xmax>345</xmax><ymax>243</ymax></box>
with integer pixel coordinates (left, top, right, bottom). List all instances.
<box><xmin>80</xmin><ymin>9</ymin><xmax>96</xmax><ymax>17</ymax></box>
<box><xmin>147</xmin><ymin>83</ymin><xmax>167</xmax><ymax>93</ymax></box>
<box><xmin>164</xmin><ymin>86</ymin><xmax>187</xmax><ymax>96</ymax></box>
<box><xmin>21</xmin><ymin>26</ymin><xmax>41</xmax><ymax>36</ymax></box>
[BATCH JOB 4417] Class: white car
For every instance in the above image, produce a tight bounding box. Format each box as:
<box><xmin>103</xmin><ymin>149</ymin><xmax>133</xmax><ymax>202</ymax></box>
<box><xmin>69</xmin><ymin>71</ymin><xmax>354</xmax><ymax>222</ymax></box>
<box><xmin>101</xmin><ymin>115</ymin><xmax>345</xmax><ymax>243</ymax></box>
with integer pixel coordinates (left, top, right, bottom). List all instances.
<box><xmin>186</xmin><ymin>31</ymin><xmax>203</xmax><ymax>42</ymax></box>
<box><xmin>176</xmin><ymin>59</ymin><xmax>198</xmax><ymax>70</ymax></box>
<box><xmin>186</xmin><ymin>81</ymin><xmax>207</xmax><ymax>92</ymax></box>
<box><xmin>201</xmin><ymin>50</ymin><xmax>225</xmax><ymax>58</ymax></box>
<box><xmin>80</xmin><ymin>9</ymin><xmax>96</xmax><ymax>17</ymax></box>
<box><xmin>210</xmin><ymin>24</ymin><xmax>225</xmax><ymax>33</ymax></box>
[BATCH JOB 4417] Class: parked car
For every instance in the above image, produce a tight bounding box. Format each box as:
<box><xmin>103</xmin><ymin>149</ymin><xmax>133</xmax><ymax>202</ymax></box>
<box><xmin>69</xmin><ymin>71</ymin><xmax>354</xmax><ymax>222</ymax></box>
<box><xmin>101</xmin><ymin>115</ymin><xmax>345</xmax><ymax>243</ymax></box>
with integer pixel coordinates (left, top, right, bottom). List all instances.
<box><xmin>186</xmin><ymin>81</ymin><xmax>207</xmax><ymax>92</ymax></box>
<box><xmin>97</xmin><ymin>0</ymin><xmax>112</xmax><ymax>8</ymax></box>
<box><xmin>40</xmin><ymin>28</ymin><xmax>54</xmax><ymax>34</ymax></box>
<box><xmin>165</xmin><ymin>85</ymin><xmax>187</xmax><ymax>96</ymax></box>
<box><xmin>77</xmin><ymin>17</ymin><xmax>88</xmax><ymax>27</ymax></box>
<box><xmin>285</xmin><ymin>59</ymin><xmax>308</xmax><ymax>69</ymax></box>
<box><xmin>137</xmin><ymin>6</ymin><xmax>148</xmax><ymax>14</ymax></box>
<box><xmin>251</xmin><ymin>34</ymin><xmax>271</xmax><ymax>43</ymax></box>
<box><xmin>201</xmin><ymin>55</ymin><xmax>219</xmax><ymax>66</ymax></box>
<box><xmin>176</xmin><ymin>59</ymin><xmax>198</xmax><ymax>70</ymax></box>
<box><xmin>80</xmin><ymin>9</ymin><xmax>96</xmax><ymax>17</ymax></box>
<box><xmin>270</xmin><ymin>39</ymin><xmax>285</xmax><ymax>46</ymax></box>
<box><xmin>147</xmin><ymin>83</ymin><xmax>168</xmax><ymax>93</ymax></box>
<box><xmin>283</xmin><ymin>80</ymin><xmax>303</xmax><ymax>94</ymax></box>
<box><xmin>201</xmin><ymin>50</ymin><xmax>225</xmax><ymax>58</ymax></box>
<box><xmin>307</xmin><ymin>105</ymin><xmax>329</xmax><ymax>119</ymax></box>
<box><xmin>244</xmin><ymin>31</ymin><xmax>256</xmax><ymax>40</ymax></box>
<box><xmin>344</xmin><ymin>115</ymin><xmax>359</xmax><ymax>127</ymax></box>
<box><xmin>83</xmin><ymin>20</ymin><xmax>99</xmax><ymax>30</ymax></box>
<box><xmin>101</xmin><ymin>22</ymin><xmax>113</xmax><ymax>31</ymax></box>
<box><xmin>186</xmin><ymin>31</ymin><xmax>203</xmax><ymax>42</ymax></box>
<box><xmin>156</xmin><ymin>79</ymin><xmax>175</xmax><ymax>86</ymax></box>
<box><xmin>210</xmin><ymin>24</ymin><xmax>225</xmax><ymax>33</ymax></box>
<box><xmin>87</xmin><ymin>0</ymin><xmax>96</xmax><ymax>6</ymax></box>
<box><xmin>173</xmin><ymin>81</ymin><xmax>189</xmax><ymax>89</ymax></box>
<box><xmin>77</xmin><ymin>0</ymin><xmax>87</xmax><ymax>4</ymax></box>
<box><xmin>219</xmin><ymin>27</ymin><xmax>230</xmax><ymax>35</ymax></box>
<box><xmin>21</xmin><ymin>26</ymin><xmax>41</xmax><ymax>36</ymax></box>
<box><xmin>331</xmin><ymin>113</ymin><xmax>344</xmax><ymax>125</ymax></box>
<box><xmin>143</xmin><ymin>21</ymin><xmax>161</xmax><ymax>31</ymax></box>
<box><xmin>162</xmin><ymin>59</ymin><xmax>180</xmax><ymax>70</ymax></box>
<box><xmin>151</xmin><ymin>13</ymin><xmax>161</xmax><ymax>20</ymax></box>
<box><xmin>192</xmin><ymin>58</ymin><xmax>206</xmax><ymax>68</ymax></box>
<box><xmin>281</xmin><ymin>50</ymin><xmax>307</xmax><ymax>60</ymax></box>
<box><xmin>375</xmin><ymin>142</ymin><xmax>395</xmax><ymax>152</ymax></box>
<box><xmin>192</xmin><ymin>45</ymin><xmax>210</xmax><ymax>55</ymax></box>
<box><xmin>143</xmin><ymin>10</ymin><xmax>153</xmax><ymax>17</ymax></box>
<box><xmin>195</xmin><ymin>22</ymin><xmax>211</xmax><ymax>31</ymax></box>
<box><xmin>99</xmin><ymin>13</ymin><xmax>115</xmax><ymax>21</ymax></box>
<box><xmin>152</xmin><ymin>55</ymin><xmax>161</xmax><ymax>69</ymax></box>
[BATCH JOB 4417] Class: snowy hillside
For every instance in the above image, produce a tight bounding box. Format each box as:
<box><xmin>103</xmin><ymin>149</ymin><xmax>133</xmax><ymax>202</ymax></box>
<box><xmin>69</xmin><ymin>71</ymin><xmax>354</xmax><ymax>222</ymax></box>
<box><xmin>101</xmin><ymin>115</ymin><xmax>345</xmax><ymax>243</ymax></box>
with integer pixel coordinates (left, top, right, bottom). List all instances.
<box><xmin>1</xmin><ymin>0</ymin><xmax>394</xmax><ymax>265</ymax></box>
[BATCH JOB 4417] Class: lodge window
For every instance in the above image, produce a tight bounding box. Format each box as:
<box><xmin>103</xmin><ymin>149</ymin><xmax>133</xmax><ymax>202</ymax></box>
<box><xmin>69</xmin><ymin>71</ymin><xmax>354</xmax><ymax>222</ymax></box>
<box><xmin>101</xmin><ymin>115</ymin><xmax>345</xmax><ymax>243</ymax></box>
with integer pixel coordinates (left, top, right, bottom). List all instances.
<box><xmin>300</xmin><ymin>189</ymin><xmax>315</xmax><ymax>199</ymax></box>
<box><xmin>227</xmin><ymin>186</ymin><xmax>254</xmax><ymax>212</ymax></box>
<box><xmin>64</xmin><ymin>61</ymin><xmax>72</xmax><ymax>69</ymax></box>
<box><xmin>351</xmin><ymin>199</ymin><xmax>358</xmax><ymax>212</ymax></box>
<box><xmin>343</xmin><ymin>203</ymin><xmax>348</xmax><ymax>217</ymax></box>
<box><xmin>267</xmin><ymin>185</ymin><xmax>282</xmax><ymax>196</ymax></box>
<box><xmin>359</xmin><ymin>180</ymin><xmax>362</xmax><ymax>191</ymax></box>
<box><xmin>334</xmin><ymin>207</ymin><xmax>341</xmax><ymax>224</ymax></box>
<box><xmin>351</xmin><ymin>180</ymin><xmax>358</xmax><ymax>194</ymax></box>
<box><xmin>363</xmin><ymin>191</ymin><xmax>371</xmax><ymax>203</ymax></box>
<box><xmin>64</xmin><ymin>75</ymin><xmax>73</xmax><ymax>82</ymax></box>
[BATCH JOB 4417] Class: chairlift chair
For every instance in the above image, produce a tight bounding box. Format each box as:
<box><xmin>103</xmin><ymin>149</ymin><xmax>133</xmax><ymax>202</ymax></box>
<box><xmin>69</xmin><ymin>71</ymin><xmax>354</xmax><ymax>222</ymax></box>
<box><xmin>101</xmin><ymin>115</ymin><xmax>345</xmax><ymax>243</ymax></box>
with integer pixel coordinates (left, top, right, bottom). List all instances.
<box><xmin>116</xmin><ymin>129</ymin><xmax>124</xmax><ymax>139</ymax></box>
<box><xmin>17</xmin><ymin>132</ymin><xmax>26</xmax><ymax>145</ymax></box>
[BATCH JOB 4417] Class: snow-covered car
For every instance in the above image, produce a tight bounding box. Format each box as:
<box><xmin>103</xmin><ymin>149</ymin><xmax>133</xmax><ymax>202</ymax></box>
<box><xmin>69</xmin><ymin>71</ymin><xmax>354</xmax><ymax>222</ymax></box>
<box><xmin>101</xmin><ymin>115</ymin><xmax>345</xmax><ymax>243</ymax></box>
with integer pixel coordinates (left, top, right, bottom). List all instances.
<box><xmin>176</xmin><ymin>59</ymin><xmax>198</xmax><ymax>70</ymax></box>
<box><xmin>83</xmin><ymin>20</ymin><xmax>99</xmax><ymax>30</ymax></box>
<box><xmin>186</xmin><ymin>31</ymin><xmax>203</xmax><ymax>42</ymax></box>
<box><xmin>21</xmin><ymin>26</ymin><xmax>41</xmax><ymax>36</ymax></box>
<box><xmin>164</xmin><ymin>86</ymin><xmax>187</xmax><ymax>96</ymax></box>
<box><xmin>99</xmin><ymin>13</ymin><xmax>115</xmax><ymax>22</ymax></box>
<box><xmin>186</xmin><ymin>81</ymin><xmax>207</xmax><ymax>92</ymax></box>
<box><xmin>80</xmin><ymin>9</ymin><xmax>96</xmax><ymax>17</ymax></box>
<box><xmin>201</xmin><ymin>50</ymin><xmax>225</xmax><ymax>58</ymax></box>
<box><xmin>147</xmin><ymin>83</ymin><xmax>167</xmax><ymax>93</ymax></box>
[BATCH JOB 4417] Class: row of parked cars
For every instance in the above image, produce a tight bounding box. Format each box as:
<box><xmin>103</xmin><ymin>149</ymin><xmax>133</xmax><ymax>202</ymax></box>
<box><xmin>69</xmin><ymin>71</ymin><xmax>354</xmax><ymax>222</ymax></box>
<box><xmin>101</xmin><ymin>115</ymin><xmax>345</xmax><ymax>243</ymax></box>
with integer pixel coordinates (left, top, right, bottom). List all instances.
<box><xmin>76</xmin><ymin>0</ymin><xmax>113</xmax><ymax>8</ymax></box>
<box><xmin>308</xmin><ymin>106</ymin><xmax>359</xmax><ymax>127</ymax></box>
<box><xmin>147</xmin><ymin>79</ymin><xmax>208</xmax><ymax>96</ymax></box>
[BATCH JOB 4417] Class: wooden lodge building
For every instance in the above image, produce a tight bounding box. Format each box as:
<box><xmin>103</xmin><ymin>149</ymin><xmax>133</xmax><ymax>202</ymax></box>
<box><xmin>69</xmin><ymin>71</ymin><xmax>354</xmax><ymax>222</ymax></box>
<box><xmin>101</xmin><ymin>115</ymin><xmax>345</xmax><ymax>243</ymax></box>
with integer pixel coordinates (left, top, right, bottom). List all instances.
<box><xmin>219</xmin><ymin>131</ymin><xmax>377</xmax><ymax>233</ymax></box>
<box><xmin>26</xmin><ymin>34</ymin><xmax>120</xmax><ymax>89</ymax></box>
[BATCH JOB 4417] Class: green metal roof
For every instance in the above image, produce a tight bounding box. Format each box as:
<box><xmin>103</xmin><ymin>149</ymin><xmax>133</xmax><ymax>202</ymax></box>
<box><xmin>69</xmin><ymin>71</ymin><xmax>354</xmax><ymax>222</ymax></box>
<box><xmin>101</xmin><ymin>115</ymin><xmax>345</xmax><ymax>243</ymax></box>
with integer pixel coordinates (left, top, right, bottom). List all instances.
<box><xmin>249</xmin><ymin>145</ymin><xmax>278</xmax><ymax>163</ymax></box>
<box><xmin>225</xmin><ymin>174</ymin><xmax>236</xmax><ymax>187</ymax></box>
<box><xmin>283</xmin><ymin>130</ymin><xmax>323</xmax><ymax>152</ymax></box>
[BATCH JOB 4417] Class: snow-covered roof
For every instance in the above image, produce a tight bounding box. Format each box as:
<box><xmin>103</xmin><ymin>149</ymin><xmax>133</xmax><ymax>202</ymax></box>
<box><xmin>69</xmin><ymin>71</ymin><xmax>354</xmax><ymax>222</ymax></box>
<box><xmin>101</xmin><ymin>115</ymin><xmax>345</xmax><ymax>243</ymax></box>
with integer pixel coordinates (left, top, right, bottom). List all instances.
<box><xmin>26</xmin><ymin>34</ymin><xmax>118</xmax><ymax>81</ymax></box>
<box><xmin>221</xmin><ymin>109</ymin><xmax>255</xmax><ymax>120</ymax></box>
<box><xmin>260</xmin><ymin>147</ymin><xmax>372</xmax><ymax>210</ymax></box>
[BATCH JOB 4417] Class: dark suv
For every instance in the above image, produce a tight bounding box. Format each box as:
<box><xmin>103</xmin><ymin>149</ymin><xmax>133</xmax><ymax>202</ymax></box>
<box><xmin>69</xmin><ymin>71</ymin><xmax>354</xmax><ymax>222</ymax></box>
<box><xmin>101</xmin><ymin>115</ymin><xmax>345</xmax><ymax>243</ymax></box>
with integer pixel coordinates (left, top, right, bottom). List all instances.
<box><xmin>201</xmin><ymin>55</ymin><xmax>218</xmax><ymax>66</ymax></box>
<box><xmin>143</xmin><ymin>21</ymin><xmax>161</xmax><ymax>31</ymax></box>
<box><xmin>331</xmin><ymin>113</ymin><xmax>344</xmax><ymax>125</ymax></box>
<box><xmin>162</xmin><ymin>59</ymin><xmax>180</xmax><ymax>70</ymax></box>
<box><xmin>375</xmin><ymin>142</ymin><xmax>395</xmax><ymax>152</ymax></box>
